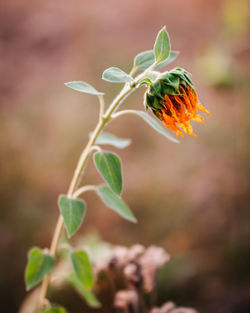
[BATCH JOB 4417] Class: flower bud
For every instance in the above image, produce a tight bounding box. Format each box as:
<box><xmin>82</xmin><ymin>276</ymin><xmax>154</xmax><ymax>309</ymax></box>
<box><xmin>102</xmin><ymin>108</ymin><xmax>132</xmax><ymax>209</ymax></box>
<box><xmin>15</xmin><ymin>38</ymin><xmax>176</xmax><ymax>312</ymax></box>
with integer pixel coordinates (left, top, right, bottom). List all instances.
<box><xmin>145</xmin><ymin>68</ymin><xmax>210</xmax><ymax>138</ymax></box>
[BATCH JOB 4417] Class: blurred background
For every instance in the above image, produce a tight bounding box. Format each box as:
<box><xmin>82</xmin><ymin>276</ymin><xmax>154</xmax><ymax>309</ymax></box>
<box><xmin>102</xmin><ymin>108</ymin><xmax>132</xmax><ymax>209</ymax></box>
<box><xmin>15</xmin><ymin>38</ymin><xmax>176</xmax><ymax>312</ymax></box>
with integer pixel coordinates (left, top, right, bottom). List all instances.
<box><xmin>1</xmin><ymin>0</ymin><xmax>250</xmax><ymax>312</ymax></box>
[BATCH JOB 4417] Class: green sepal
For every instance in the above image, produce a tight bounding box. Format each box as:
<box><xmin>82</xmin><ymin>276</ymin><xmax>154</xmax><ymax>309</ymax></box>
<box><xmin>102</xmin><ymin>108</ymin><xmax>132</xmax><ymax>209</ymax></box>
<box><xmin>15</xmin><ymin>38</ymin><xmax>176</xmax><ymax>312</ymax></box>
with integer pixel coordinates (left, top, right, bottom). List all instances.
<box><xmin>183</xmin><ymin>73</ymin><xmax>194</xmax><ymax>87</ymax></box>
<box><xmin>151</xmin><ymin>108</ymin><xmax>162</xmax><ymax>120</ymax></box>
<box><xmin>160</xmin><ymin>73</ymin><xmax>180</xmax><ymax>91</ymax></box>
<box><xmin>170</xmin><ymin>68</ymin><xmax>194</xmax><ymax>88</ymax></box>
<box><xmin>161</xmin><ymin>83</ymin><xmax>177</xmax><ymax>96</ymax></box>
<box><xmin>150</xmin><ymin>80</ymin><xmax>162</xmax><ymax>97</ymax></box>
<box><xmin>168</xmin><ymin>74</ymin><xmax>180</xmax><ymax>90</ymax></box>
<box><xmin>146</xmin><ymin>93</ymin><xmax>163</xmax><ymax>111</ymax></box>
<box><xmin>139</xmin><ymin>78</ymin><xmax>152</xmax><ymax>87</ymax></box>
<box><xmin>146</xmin><ymin>93</ymin><xmax>155</xmax><ymax>107</ymax></box>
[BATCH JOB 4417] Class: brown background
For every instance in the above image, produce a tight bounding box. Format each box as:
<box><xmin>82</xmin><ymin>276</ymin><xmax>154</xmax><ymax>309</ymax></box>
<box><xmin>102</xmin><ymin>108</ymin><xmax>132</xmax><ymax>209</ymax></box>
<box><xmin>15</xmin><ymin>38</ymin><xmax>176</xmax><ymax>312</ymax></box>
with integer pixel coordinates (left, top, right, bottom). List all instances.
<box><xmin>0</xmin><ymin>0</ymin><xmax>250</xmax><ymax>312</ymax></box>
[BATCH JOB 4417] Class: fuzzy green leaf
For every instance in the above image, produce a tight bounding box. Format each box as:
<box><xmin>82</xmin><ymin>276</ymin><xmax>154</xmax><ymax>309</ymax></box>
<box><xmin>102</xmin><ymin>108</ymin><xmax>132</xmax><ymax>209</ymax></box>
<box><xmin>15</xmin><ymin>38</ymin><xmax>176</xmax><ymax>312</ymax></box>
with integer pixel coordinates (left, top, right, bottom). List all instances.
<box><xmin>71</xmin><ymin>250</ymin><xmax>94</xmax><ymax>289</ymax></box>
<box><xmin>154</xmin><ymin>51</ymin><xmax>179</xmax><ymax>69</ymax></box>
<box><xmin>25</xmin><ymin>247</ymin><xmax>55</xmax><ymax>291</ymax></box>
<box><xmin>68</xmin><ymin>273</ymin><xmax>101</xmax><ymax>308</ymax></box>
<box><xmin>94</xmin><ymin>132</ymin><xmax>131</xmax><ymax>149</ymax></box>
<box><xmin>129</xmin><ymin>110</ymin><xmax>178</xmax><ymax>143</ymax></box>
<box><xmin>134</xmin><ymin>50</ymin><xmax>178</xmax><ymax>70</ymax></box>
<box><xmin>43</xmin><ymin>307</ymin><xmax>66</xmax><ymax>313</ymax></box>
<box><xmin>64</xmin><ymin>81</ymin><xmax>104</xmax><ymax>95</ymax></box>
<box><xmin>94</xmin><ymin>151</ymin><xmax>122</xmax><ymax>195</ymax></box>
<box><xmin>96</xmin><ymin>186</ymin><xmax>137</xmax><ymax>223</ymax></box>
<box><xmin>134</xmin><ymin>50</ymin><xmax>155</xmax><ymax>70</ymax></box>
<box><xmin>58</xmin><ymin>195</ymin><xmax>86</xmax><ymax>238</ymax></box>
<box><xmin>102</xmin><ymin>67</ymin><xmax>133</xmax><ymax>83</ymax></box>
<box><xmin>154</xmin><ymin>27</ymin><xmax>170</xmax><ymax>64</ymax></box>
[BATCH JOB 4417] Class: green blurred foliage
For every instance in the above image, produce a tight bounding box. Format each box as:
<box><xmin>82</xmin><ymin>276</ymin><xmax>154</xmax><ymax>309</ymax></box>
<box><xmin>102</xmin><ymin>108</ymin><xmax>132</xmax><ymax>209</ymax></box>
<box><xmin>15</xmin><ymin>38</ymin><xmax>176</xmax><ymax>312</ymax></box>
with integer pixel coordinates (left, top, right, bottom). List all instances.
<box><xmin>222</xmin><ymin>0</ymin><xmax>249</xmax><ymax>36</ymax></box>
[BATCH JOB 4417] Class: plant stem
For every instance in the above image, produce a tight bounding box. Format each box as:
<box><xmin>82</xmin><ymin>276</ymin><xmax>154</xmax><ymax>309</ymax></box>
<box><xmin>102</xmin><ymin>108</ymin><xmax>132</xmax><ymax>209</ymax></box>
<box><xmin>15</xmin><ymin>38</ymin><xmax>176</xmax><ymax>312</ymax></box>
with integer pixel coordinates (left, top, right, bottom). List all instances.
<box><xmin>37</xmin><ymin>83</ymin><xmax>133</xmax><ymax>313</ymax></box>
<box><xmin>98</xmin><ymin>95</ymin><xmax>105</xmax><ymax>120</ymax></box>
<box><xmin>72</xmin><ymin>185</ymin><xmax>97</xmax><ymax>199</ymax></box>
<box><xmin>38</xmin><ymin>215</ymin><xmax>64</xmax><ymax>312</ymax></box>
<box><xmin>37</xmin><ymin>63</ymin><xmax>156</xmax><ymax>312</ymax></box>
<box><xmin>111</xmin><ymin>109</ymin><xmax>139</xmax><ymax>120</ymax></box>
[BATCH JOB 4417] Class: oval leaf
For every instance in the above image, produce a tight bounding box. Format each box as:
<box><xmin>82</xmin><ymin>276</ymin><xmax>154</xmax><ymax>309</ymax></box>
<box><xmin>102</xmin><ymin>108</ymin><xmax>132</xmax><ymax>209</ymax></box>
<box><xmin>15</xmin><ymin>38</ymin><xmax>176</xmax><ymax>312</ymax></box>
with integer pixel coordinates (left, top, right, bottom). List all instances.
<box><xmin>43</xmin><ymin>307</ymin><xmax>66</xmax><ymax>313</ymax></box>
<box><xmin>128</xmin><ymin>110</ymin><xmax>178</xmax><ymax>143</ymax></box>
<box><xmin>154</xmin><ymin>26</ymin><xmax>170</xmax><ymax>64</ymax></box>
<box><xmin>94</xmin><ymin>151</ymin><xmax>122</xmax><ymax>195</ymax></box>
<box><xmin>94</xmin><ymin>132</ymin><xmax>131</xmax><ymax>149</ymax></box>
<box><xmin>25</xmin><ymin>247</ymin><xmax>55</xmax><ymax>291</ymax></box>
<box><xmin>102</xmin><ymin>67</ymin><xmax>133</xmax><ymax>83</ymax></box>
<box><xmin>58</xmin><ymin>195</ymin><xmax>86</xmax><ymax>238</ymax></box>
<box><xmin>71</xmin><ymin>250</ymin><xmax>94</xmax><ymax>289</ymax></box>
<box><xmin>65</xmin><ymin>81</ymin><xmax>104</xmax><ymax>95</ymax></box>
<box><xmin>96</xmin><ymin>185</ymin><xmax>137</xmax><ymax>223</ymax></box>
<box><xmin>154</xmin><ymin>51</ymin><xmax>179</xmax><ymax>69</ymax></box>
<box><xmin>134</xmin><ymin>50</ymin><xmax>178</xmax><ymax>70</ymax></box>
<box><xmin>134</xmin><ymin>50</ymin><xmax>155</xmax><ymax>70</ymax></box>
<box><xmin>68</xmin><ymin>273</ymin><xmax>101</xmax><ymax>308</ymax></box>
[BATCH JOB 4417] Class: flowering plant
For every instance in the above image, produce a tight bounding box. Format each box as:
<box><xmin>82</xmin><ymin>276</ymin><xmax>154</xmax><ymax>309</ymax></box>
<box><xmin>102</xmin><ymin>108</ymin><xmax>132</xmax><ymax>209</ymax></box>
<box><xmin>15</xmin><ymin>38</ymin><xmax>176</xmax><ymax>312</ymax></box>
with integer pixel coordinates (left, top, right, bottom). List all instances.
<box><xmin>23</xmin><ymin>27</ymin><xmax>209</xmax><ymax>313</ymax></box>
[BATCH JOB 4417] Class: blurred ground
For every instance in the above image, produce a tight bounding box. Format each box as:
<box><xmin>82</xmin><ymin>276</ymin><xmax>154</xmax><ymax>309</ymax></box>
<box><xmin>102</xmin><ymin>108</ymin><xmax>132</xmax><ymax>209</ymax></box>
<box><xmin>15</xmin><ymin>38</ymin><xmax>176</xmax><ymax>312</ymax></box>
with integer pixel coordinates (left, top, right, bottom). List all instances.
<box><xmin>0</xmin><ymin>0</ymin><xmax>250</xmax><ymax>312</ymax></box>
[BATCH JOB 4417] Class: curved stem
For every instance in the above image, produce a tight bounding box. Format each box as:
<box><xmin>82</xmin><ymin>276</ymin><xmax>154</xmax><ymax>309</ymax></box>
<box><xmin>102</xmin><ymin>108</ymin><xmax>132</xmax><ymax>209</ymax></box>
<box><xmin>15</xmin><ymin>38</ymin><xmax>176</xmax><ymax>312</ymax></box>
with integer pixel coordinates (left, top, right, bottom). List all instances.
<box><xmin>38</xmin><ymin>80</ymin><xmax>135</xmax><ymax>313</ymax></box>
<box><xmin>111</xmin><ymin>109</ymin><xmax>138</xmax><ymax>120</ymax></box>
<box><xmin>37</xmin><ymin>63</ymin><xmax>156</xmax><ymax>312</ymax></box>
<box><xmin>38</xmin><ymin>215</ymin><xmax>64</xmax><ymax>312</ymax></box>
<box><xmin>72</xmin><ymin>185</ymin><xmax>97</xmax><ymax>199</ymax></box>
<box><xmin>90</xmin><ymin>145</ymin><xmax>101</xmax><ymax>153</ymax></box>
<box><xmin>103</xmin><ymin>84</ymin><xmax>131</xmax><ymax>119</ymax></box>
<box><xmin>67</xmin><ymin>119</ymin><xmax>105</xmax><ymax>197</ymax></box>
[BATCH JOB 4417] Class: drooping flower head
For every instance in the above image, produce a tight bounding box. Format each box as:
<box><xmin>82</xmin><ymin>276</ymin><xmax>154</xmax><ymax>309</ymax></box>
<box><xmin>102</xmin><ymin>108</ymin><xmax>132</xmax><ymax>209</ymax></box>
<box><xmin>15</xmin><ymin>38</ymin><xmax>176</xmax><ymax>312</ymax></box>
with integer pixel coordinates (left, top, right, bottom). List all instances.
<box><xmin>145</xmin><ymin>68</ymin><xmax>210</xmax><ymax>138</ymax></box>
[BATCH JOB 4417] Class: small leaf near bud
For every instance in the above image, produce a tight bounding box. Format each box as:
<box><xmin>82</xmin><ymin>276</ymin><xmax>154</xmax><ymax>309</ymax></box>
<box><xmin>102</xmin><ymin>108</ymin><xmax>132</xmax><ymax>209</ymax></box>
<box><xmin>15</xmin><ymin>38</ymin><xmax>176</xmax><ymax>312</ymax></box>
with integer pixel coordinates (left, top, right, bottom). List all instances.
<box><xmin>153</xmin><ymin>26</ymin><xmax>170</xmax><ymax>64</ymax></box>
<box><xmin>102</xmin><ymin>67</ymin><xmax>133</xmax><ymax>83</ymax></box>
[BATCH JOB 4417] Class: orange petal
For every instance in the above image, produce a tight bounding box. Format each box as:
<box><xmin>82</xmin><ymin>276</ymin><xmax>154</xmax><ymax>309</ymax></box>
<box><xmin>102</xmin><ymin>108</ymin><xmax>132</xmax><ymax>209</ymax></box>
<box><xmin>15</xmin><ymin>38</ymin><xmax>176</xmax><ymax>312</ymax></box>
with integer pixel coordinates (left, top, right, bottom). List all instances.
<box><xmin>178</xmin><ymin>120</ymin><xmax>196</xmax><ymax>137</ymax></box>
<box><xmin>192</xmin><ymin>114</ymin><xmax>204</xmax><ymax>123</ymax></box>
<box><xmin>161</xmin><ymin>111</ymin><xmax>184</xmax><ymax>138</ymax></box>
<box><xmin>197</xmin><ymin>103</ymin><xmax>211</xmax><ymax>116</ymax></box>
